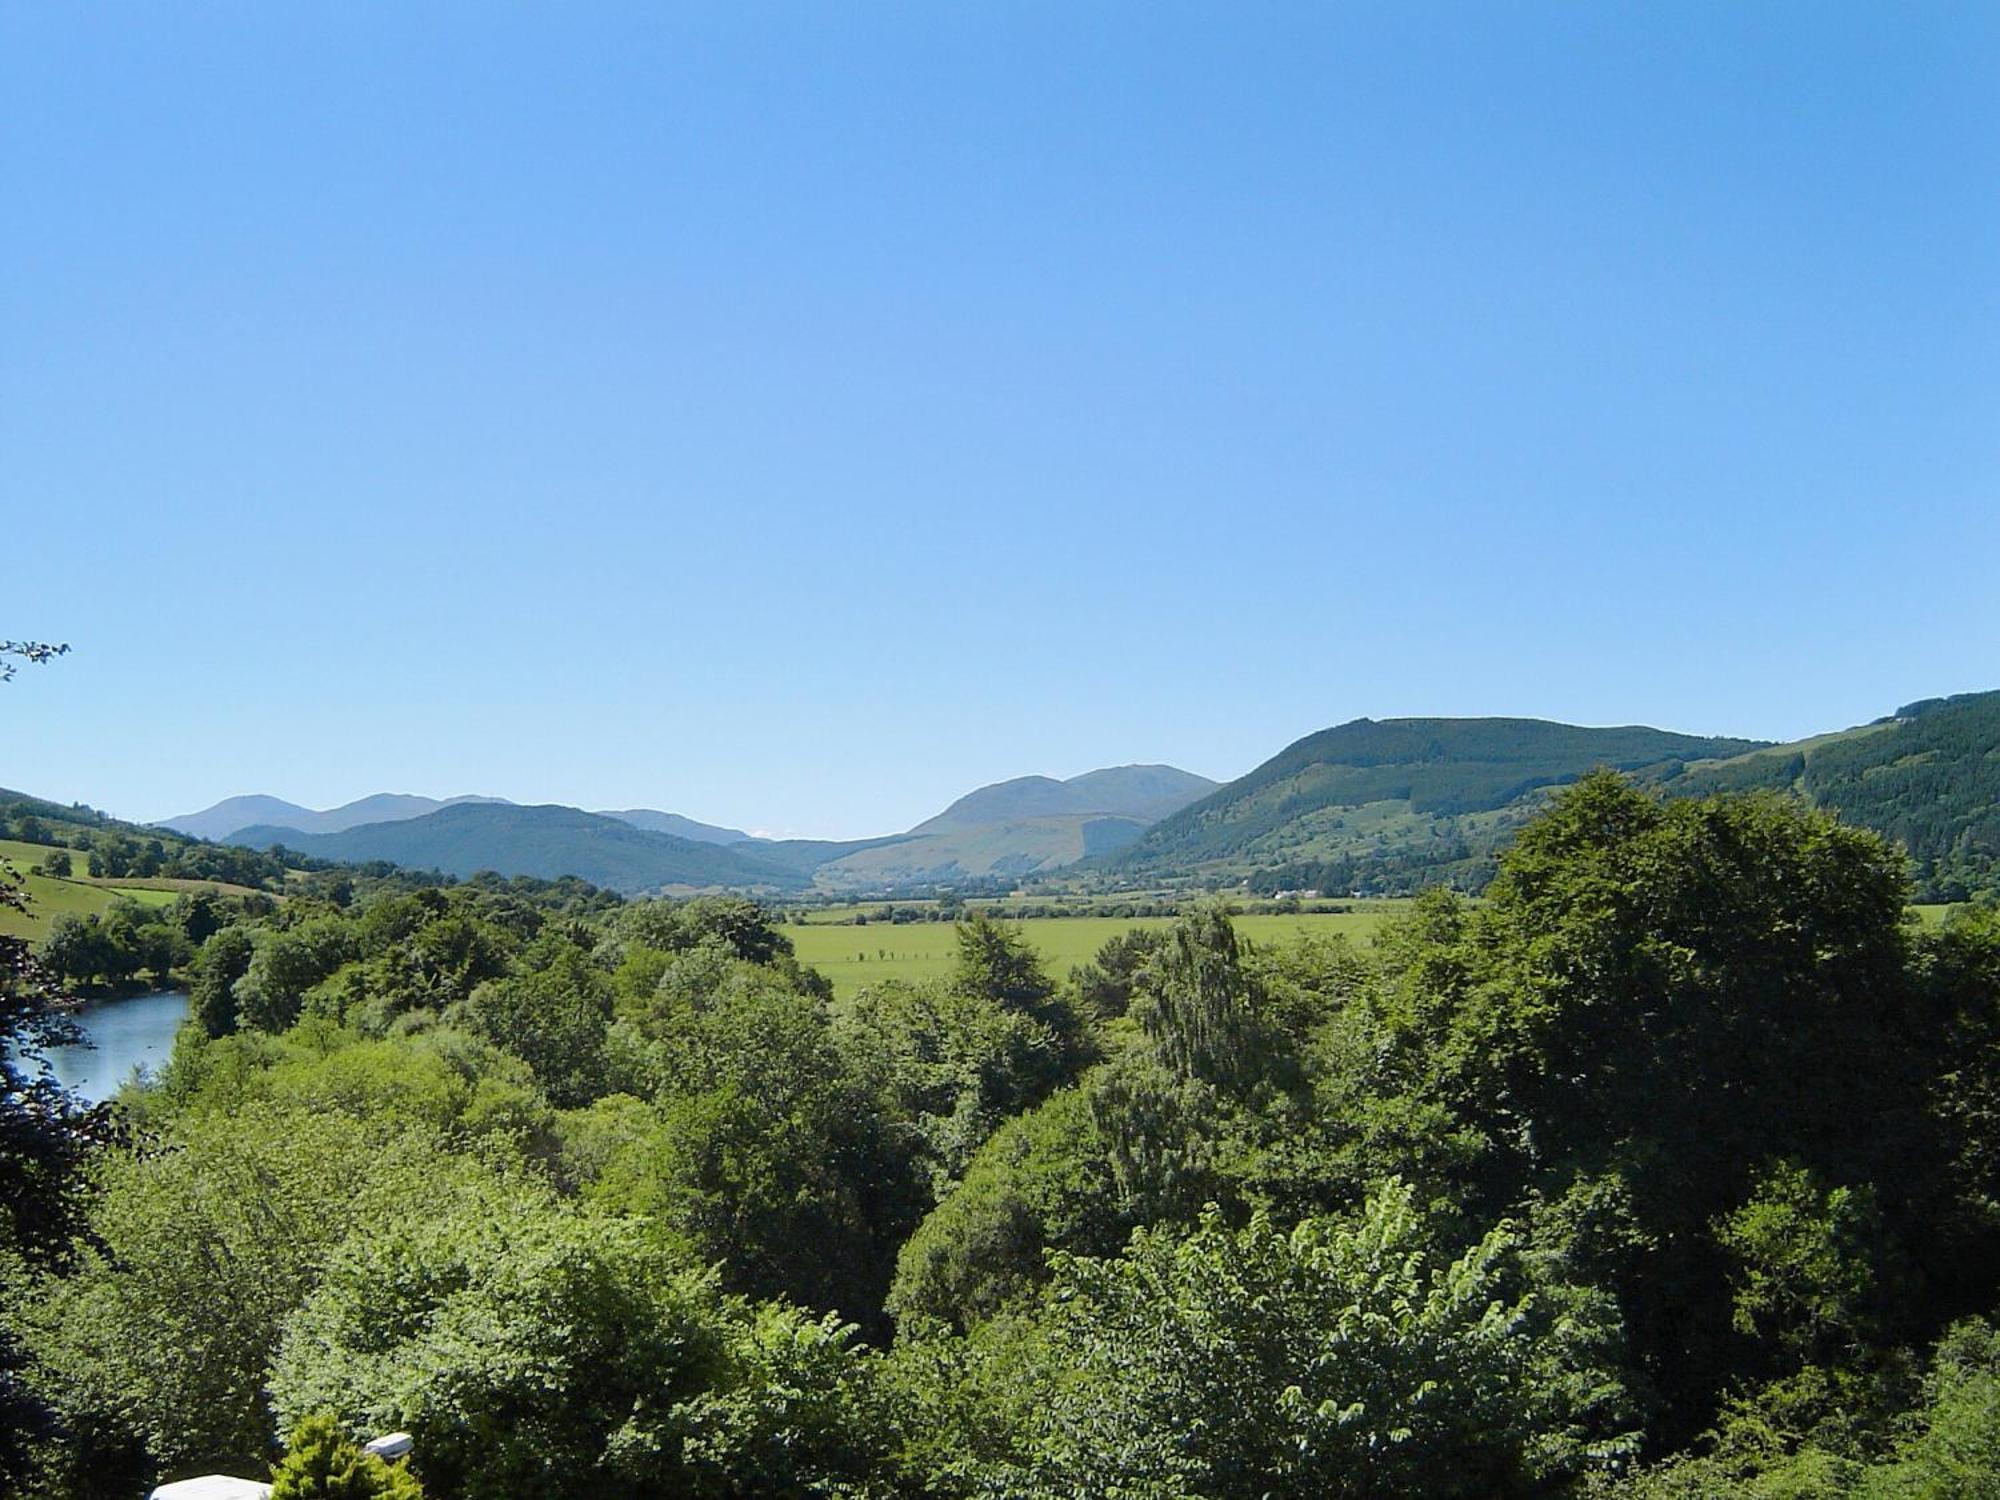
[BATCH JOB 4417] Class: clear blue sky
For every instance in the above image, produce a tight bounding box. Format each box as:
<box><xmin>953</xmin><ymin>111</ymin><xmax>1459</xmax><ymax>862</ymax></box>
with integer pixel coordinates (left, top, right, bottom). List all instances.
<box><xmin>5</xmin><ymin>3</ymin><xmax>1995</xmax><ymax>838</ymax></box>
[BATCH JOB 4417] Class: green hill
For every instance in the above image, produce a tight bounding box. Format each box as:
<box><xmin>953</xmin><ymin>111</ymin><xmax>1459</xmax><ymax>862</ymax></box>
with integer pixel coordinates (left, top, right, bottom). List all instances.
<box><xmin>800</xmin><ymin>764</ymin><xmax>1215</xmax><ymax>891</ymax></box>
<box><xmin>1098</xmin><ymin>717</ymin><xmax>1770</xmax><ymax>892</ymax></box>
<box><xmin>807</xmin><ymin>814</ymin><xmax>1151</xmax><ymax>890</ymax></box>
<box><xmin>913</xmin><ymin>765</ymin><xmax>1216</xmax><ymax>831</ymax></box>
<box><xmin>1666</xmin><ymin>689</ymin><xmax>2000</xmax><ymax>899</ymax></box>
<box><xmin>229</xmin><ymin>803</ymin><xmax>809</xmax><ymax>894</ymax></box>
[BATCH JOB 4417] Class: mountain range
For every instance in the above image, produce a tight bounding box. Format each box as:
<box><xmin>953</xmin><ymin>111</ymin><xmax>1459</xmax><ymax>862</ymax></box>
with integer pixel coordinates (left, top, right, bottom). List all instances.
<box><xmin>224</xmin><ymin>803</ymin><xmax>799</xmax><ymax>892</ymax></box>
<box><xmin>156</xmin><ymin>693</ymin><xmax>2000</xmax><ymax>900</ymax></box>
<box><xmin>162</xmin><ymin>794</ymin><xmax>752</xmax><ymax>847</ymax></box>
<box><xmin>190</xmin><ymin>764</ymin><xmax>1222</xmax><ymax>896</ymax></box>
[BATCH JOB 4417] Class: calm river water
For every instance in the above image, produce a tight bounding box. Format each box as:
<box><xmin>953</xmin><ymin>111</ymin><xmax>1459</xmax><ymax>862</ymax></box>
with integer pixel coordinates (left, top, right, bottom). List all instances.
<box><xmin>30</xmin><ymin>990</ymin><xmax>190</xmax><ymax>1103</ymax></box>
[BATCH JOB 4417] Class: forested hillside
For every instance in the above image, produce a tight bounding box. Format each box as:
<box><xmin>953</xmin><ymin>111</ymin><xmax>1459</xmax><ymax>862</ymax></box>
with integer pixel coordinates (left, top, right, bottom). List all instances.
<box><xmin>1100</xmin><ymin>717</ymin><xmax>1767</xmax><ymax>893</ymax></box>
<box><xmin>7</xmin><ymin>775</ymin><xmax>2000</xmax><ymax>1498</ymax></box>
<box><xmin>1667</xmin><ymin>690</ymin><xmax>2000</xmax><ymax>900</ymax></box>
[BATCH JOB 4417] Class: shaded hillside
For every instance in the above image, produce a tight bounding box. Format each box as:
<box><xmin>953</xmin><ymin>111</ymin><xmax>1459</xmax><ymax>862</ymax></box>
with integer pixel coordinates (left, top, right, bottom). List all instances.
<box><xmin>596</xmin><ymin>809</ymin><xmax>753</xmax><ymax>844</ymax></box>
<box><xmin>1101</xmin><ymin>717</ymin><xmax>1768</xmax><ymax>890</ymax></box>
<box><xmin>738</xmin><ymin>834</ymin><xmax>921</xmax><ymax>877</ymax></box>
<box><xmin>810</xmin><ymin>815</ymin><xmax>1150</xmax><ymax>890</ymax></box>
<box><xmin>229</xmin><ymin>802</ymin><xmax>807</xmax><ymax>893</ymax></box>
<box><xmin>1668</xmin><ymin>689</ymin><xmax>2000</xmax><ymax>899</ymax></box>
<box><xmin>806</xmin><ymin>764</ymin><xmax>1215</xmax><ymax>890</ymax></box>
<box><xmin>915</xmin><ymin>765</ymin><xmax>1215</xmax><ymax>832</ymax></box>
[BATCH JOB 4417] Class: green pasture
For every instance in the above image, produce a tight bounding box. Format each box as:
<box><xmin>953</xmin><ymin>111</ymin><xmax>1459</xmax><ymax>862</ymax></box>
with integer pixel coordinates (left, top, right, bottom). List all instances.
<box><xmin>0</xmin><ymin>839</ymin><xmax>183</xmax><ymax>942</ymax></box>
<box><xmin>783</xmin><ymin>908</ymin><xmax>1404</xmax><ymax>1000</ymax></box>
<box><xmin>789</xmin><ymin>901</ymin><xmax>1972</xmax><ymax>1000</ymax></box>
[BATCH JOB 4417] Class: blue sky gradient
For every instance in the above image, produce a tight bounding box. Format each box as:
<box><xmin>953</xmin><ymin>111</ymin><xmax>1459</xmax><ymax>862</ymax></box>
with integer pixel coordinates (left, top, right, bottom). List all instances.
<box><xmin>6</xmin><ymin>3</ymin><xmax>1996</xmax><ymax>836</ymax></box>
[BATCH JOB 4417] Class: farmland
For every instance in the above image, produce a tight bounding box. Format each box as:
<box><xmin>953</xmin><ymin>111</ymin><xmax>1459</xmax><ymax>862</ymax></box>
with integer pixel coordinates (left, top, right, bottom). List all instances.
<box><xmin>0</xmin><ymin>838</ymin><xmax>203</xmax><ymax>941</ymax></box>
<box><xmin>788</xmin><ymin>901</ymin><xmax>1964</xmax><ymax>1000</ymax></box>
<box><xmin>783</xmin><ymin>906</ymin><xmax>1406</xmax><ymax>999</ymax></box>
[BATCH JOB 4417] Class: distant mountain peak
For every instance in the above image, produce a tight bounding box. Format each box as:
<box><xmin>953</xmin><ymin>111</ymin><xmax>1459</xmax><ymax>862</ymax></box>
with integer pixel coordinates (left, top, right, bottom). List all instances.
<box><xmin>913</xmin><ymin>764</ymin><xmax>1218</xmax><ymax>833</ymax></box>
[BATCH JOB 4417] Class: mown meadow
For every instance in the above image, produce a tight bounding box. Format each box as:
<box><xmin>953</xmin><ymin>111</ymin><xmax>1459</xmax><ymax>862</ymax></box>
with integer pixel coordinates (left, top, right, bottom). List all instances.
<box><xmin>785</xmin><ymin>905</ymin><xmax>1408</xmax><ymax>998</ymax></box>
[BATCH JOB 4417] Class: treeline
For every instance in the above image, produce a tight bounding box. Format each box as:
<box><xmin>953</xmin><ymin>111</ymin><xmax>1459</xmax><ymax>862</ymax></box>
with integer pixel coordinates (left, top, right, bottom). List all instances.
<box><xmin>3</xmin><ymin>773</ymin><xmax>2000</xmax><ymax>1497</ymax></box>
<box><xmin>1244</xmin><ymin>832</ymin><xmax>1490</xmax><ymax>897</ymax></box>
<box><xmin>39</xmin><ymin>891</ymin><xmax>260</xmax><ymax>990</ymax></box>
<box><xmin>0</xmin><ymin>795</ymin><xmax>289</xmax><ymax>890</ymax></box>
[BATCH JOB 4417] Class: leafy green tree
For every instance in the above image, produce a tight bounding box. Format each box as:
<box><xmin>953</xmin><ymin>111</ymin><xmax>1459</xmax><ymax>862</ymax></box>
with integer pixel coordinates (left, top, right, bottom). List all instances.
<box><xmin>269</xmin><ymin>1183</ymin><xmax>906</xmax><ymax>1500</ymax></box>
<box><xmin>171</xmin><ymin>890</ymin><xmax>226</xmax><ymax>948</ymax></box>
<box><xmin>235</xmin><ymin>921</ymin><xmax>355</xmax><ymax>1032</ymax></box>
<box><xmin>190</xmin><ymin>925</ymin><xmax>256</xmax><ymax>1037</ymax></box>
<box><xmin>1129</xmin><ymin>902</ymin><xmax>1287</xmax><ymax>1095</ymax></box>
<box><xmin>456</xmin><ymin>936</ymin><xmax>613</xmax><ymax>1108</ymax></box>
<box><xmin>592</xmin><ymin>962</ymin><xmax>921</xmax><ymax>1321</ymax></box>
<box><xmin>887</xmin><ymin>1087</ymin><xmax>1123</xmax><ymax>1330</ymax></box>
<box><xmin>38</xmin><ymin>914</ymin><xmax>106</xmax><ymax>987</ymax></box>
<box><xmin>1066</xmin><ymin>925</ymin><xmax>1166</xmax><ymax>1019</ymax></box>
<box><xmin>839</xmin><ymin>977</ymin><xmax>1074</xmax><ymax>1192</ymax></box>
<box><xmin>132</xmin><ymin>921</ymin><xmax>190</xmax><ymax>988</ymax></box>
<box><xmin>32</xmin><ymin>850</ymin><xmax>69</xmax><ymax>879</ymax></box>
<box><xmin>1860</xmin><ymin>1318</ymin><xmax>2000</xmax><ymax>1499</ymax></box>
<box><xmin>952</xmin><ymin>916</ymin><xmax>1051</xmax><ymax>1010</ymax></box>
<box><xmin>1360</xmin><ymin>774</ymin><xmax>1930</xmax><ymax>1437</ymax></box>
<box><xmin>1920</xmin><ymin>904</ymin><xmax>2000</xmax><ymax>1303</ymax></box>
<box><xmin>15</xmin><ymin>1109</ymin><xmax>466</xmax><ymax>1491</ymax></box>
<box><xmin>1717</xmin><ymin>1161</ymin><xmax>1888</xmax><ymax>1371</ymax></box>
<box><xmin>0</xmin><ymin>864</ymin><xmax>102</xmax><ymax>1497</ymax></box>
<box><xmin>976</xmin><ymin>1179</ymin><xmax>1631</xmax><ymax>1499</ymax></box>
<box><xmin>612</xmin><ymin>896</ymin><xmax>792</xmax><ymax>965</ymax></box>
<box><xmin>269</xmin><ymin>1414</ymin><xmax>424</xmax><ymax>1500</ymax></box>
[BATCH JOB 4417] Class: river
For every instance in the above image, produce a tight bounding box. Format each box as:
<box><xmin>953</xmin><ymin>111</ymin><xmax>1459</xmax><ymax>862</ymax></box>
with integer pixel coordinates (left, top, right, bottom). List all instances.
<box><xmin>29</xmin><ymin>990</ymin><xmax>191</xmax><ymax>1104</ymax></box>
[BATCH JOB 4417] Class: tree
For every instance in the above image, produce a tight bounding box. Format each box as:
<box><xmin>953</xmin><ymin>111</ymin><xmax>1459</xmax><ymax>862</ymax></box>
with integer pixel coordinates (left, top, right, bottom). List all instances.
<box><xmin>191</xmin><ymin>926</ymin><xmax>256</xmax><ymax>1037</ymax></box>
<box><xmin>1067</xmin><ymin>925</ymin><xmax>1167</xmax><ymax>1019</ymax></box>
<box><xmin>268</xmin><ymin>1183</ymin><xmax>907</xmax><ymax>1500</ymax></box>
<box><xmin>456</xmin><ymin>937</ymin><xmax>613</xmax><ymax>1108</ymax></box>
<box><xmin>886</xmin><ymin>1087</ymin><xmax>1124</xmax><ymax>1330</ymax></box>
<box><xmin>1362</xmin><ymin>773</ymin><xmax>1931</xmax><ymax>1439</ymax></box>
<box><xmin>32</xmin><ymin>851</ymin><xmax>69</xmax><ymax>879</ymax></box>
<box><xmin>975</xmin><ymin>1180</ymin><xmax>1631</xmax><ymax>1499</ymax></box>
<box><xmin>1130</xmin><ymin>902</ymin><xmax>1284</xmax><ymax>1095</ymax></box>
<box><xmin>133</xmin><ymin>922</ymin><xmax>191</xmax><ymax>989</ymax></box>
<box><xmin>838</xmin><ymin>977</ymin><xmax>1074</xmax><ymax>1193</ymax></box>
<box><xmin>38</xmin><ymin>914</ymin><xmax>107</xmax><ymax>987</ymax></box>
<box><xmin>14</xmin><ymin>1108</ymin><xmax>465</xmax><ymax>1493</ymax></box>
<box><xmin>951</xmin><ymin>915</ymin><xmax>1090</xmax><ymax>1076</ymax></box>
<box><xmin>235</xmin><ymin>922</ymin><xmax>356</xmax><ymax>1032</ymax></box>
<box><xmin>0</xmin><ymin>640</ymin><xmax>67</xmax><ymax>684</ymax></box>
<box><xmin>0</xmin><ymin>863</ymin><xmax>102</xmax><ymax>1497</ymax></box>
<box><xmin>269</xmin><ymin>1414</ymin><xmax>424</xmax><ymax>1500</ymax></box>
<box><xmin>952</xmin><ymin>915</ymin><xmax>1055</xmax><ymax>1017</ymax></box>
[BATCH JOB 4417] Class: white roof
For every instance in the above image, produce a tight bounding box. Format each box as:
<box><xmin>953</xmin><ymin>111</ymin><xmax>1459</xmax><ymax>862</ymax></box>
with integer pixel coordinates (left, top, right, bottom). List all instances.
<box><xmin>362</xmin><ymin>1431</ymin><xmax>414</xmax><ymax>1460</ymax></box>
<box><xmin>148</xmin><ymin>1478</ymin><xmax>273</xmax><ymax>1500</ymax></box>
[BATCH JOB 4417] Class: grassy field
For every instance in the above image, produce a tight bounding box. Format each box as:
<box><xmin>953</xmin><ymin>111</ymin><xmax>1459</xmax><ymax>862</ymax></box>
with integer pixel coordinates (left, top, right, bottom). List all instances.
<box><xmin>789</xmin><ymin>902</ymin><xmax>1974</xmax><ymax>999</ymax></box>
<box><xmin>0</xmin><ymin>839</ymin><xmax>199</xmax><ymax>942</ymax></box>
<box><xmin>784</xmin><ymin>908</ymin><xmax>1405</xmax><ymax>999</ymax></box>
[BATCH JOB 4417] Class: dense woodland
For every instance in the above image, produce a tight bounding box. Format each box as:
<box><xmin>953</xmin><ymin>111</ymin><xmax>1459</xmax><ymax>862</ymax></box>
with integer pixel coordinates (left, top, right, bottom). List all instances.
<box><xmin>2</xmin><ymin>772</ymin><xmax>1999</xmax><ymax>1497</ymax></box>
<box><xmin>1668</xmin><ymin>693</ymin><xmax>2000</xmax><ymax>904</ymax></box>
